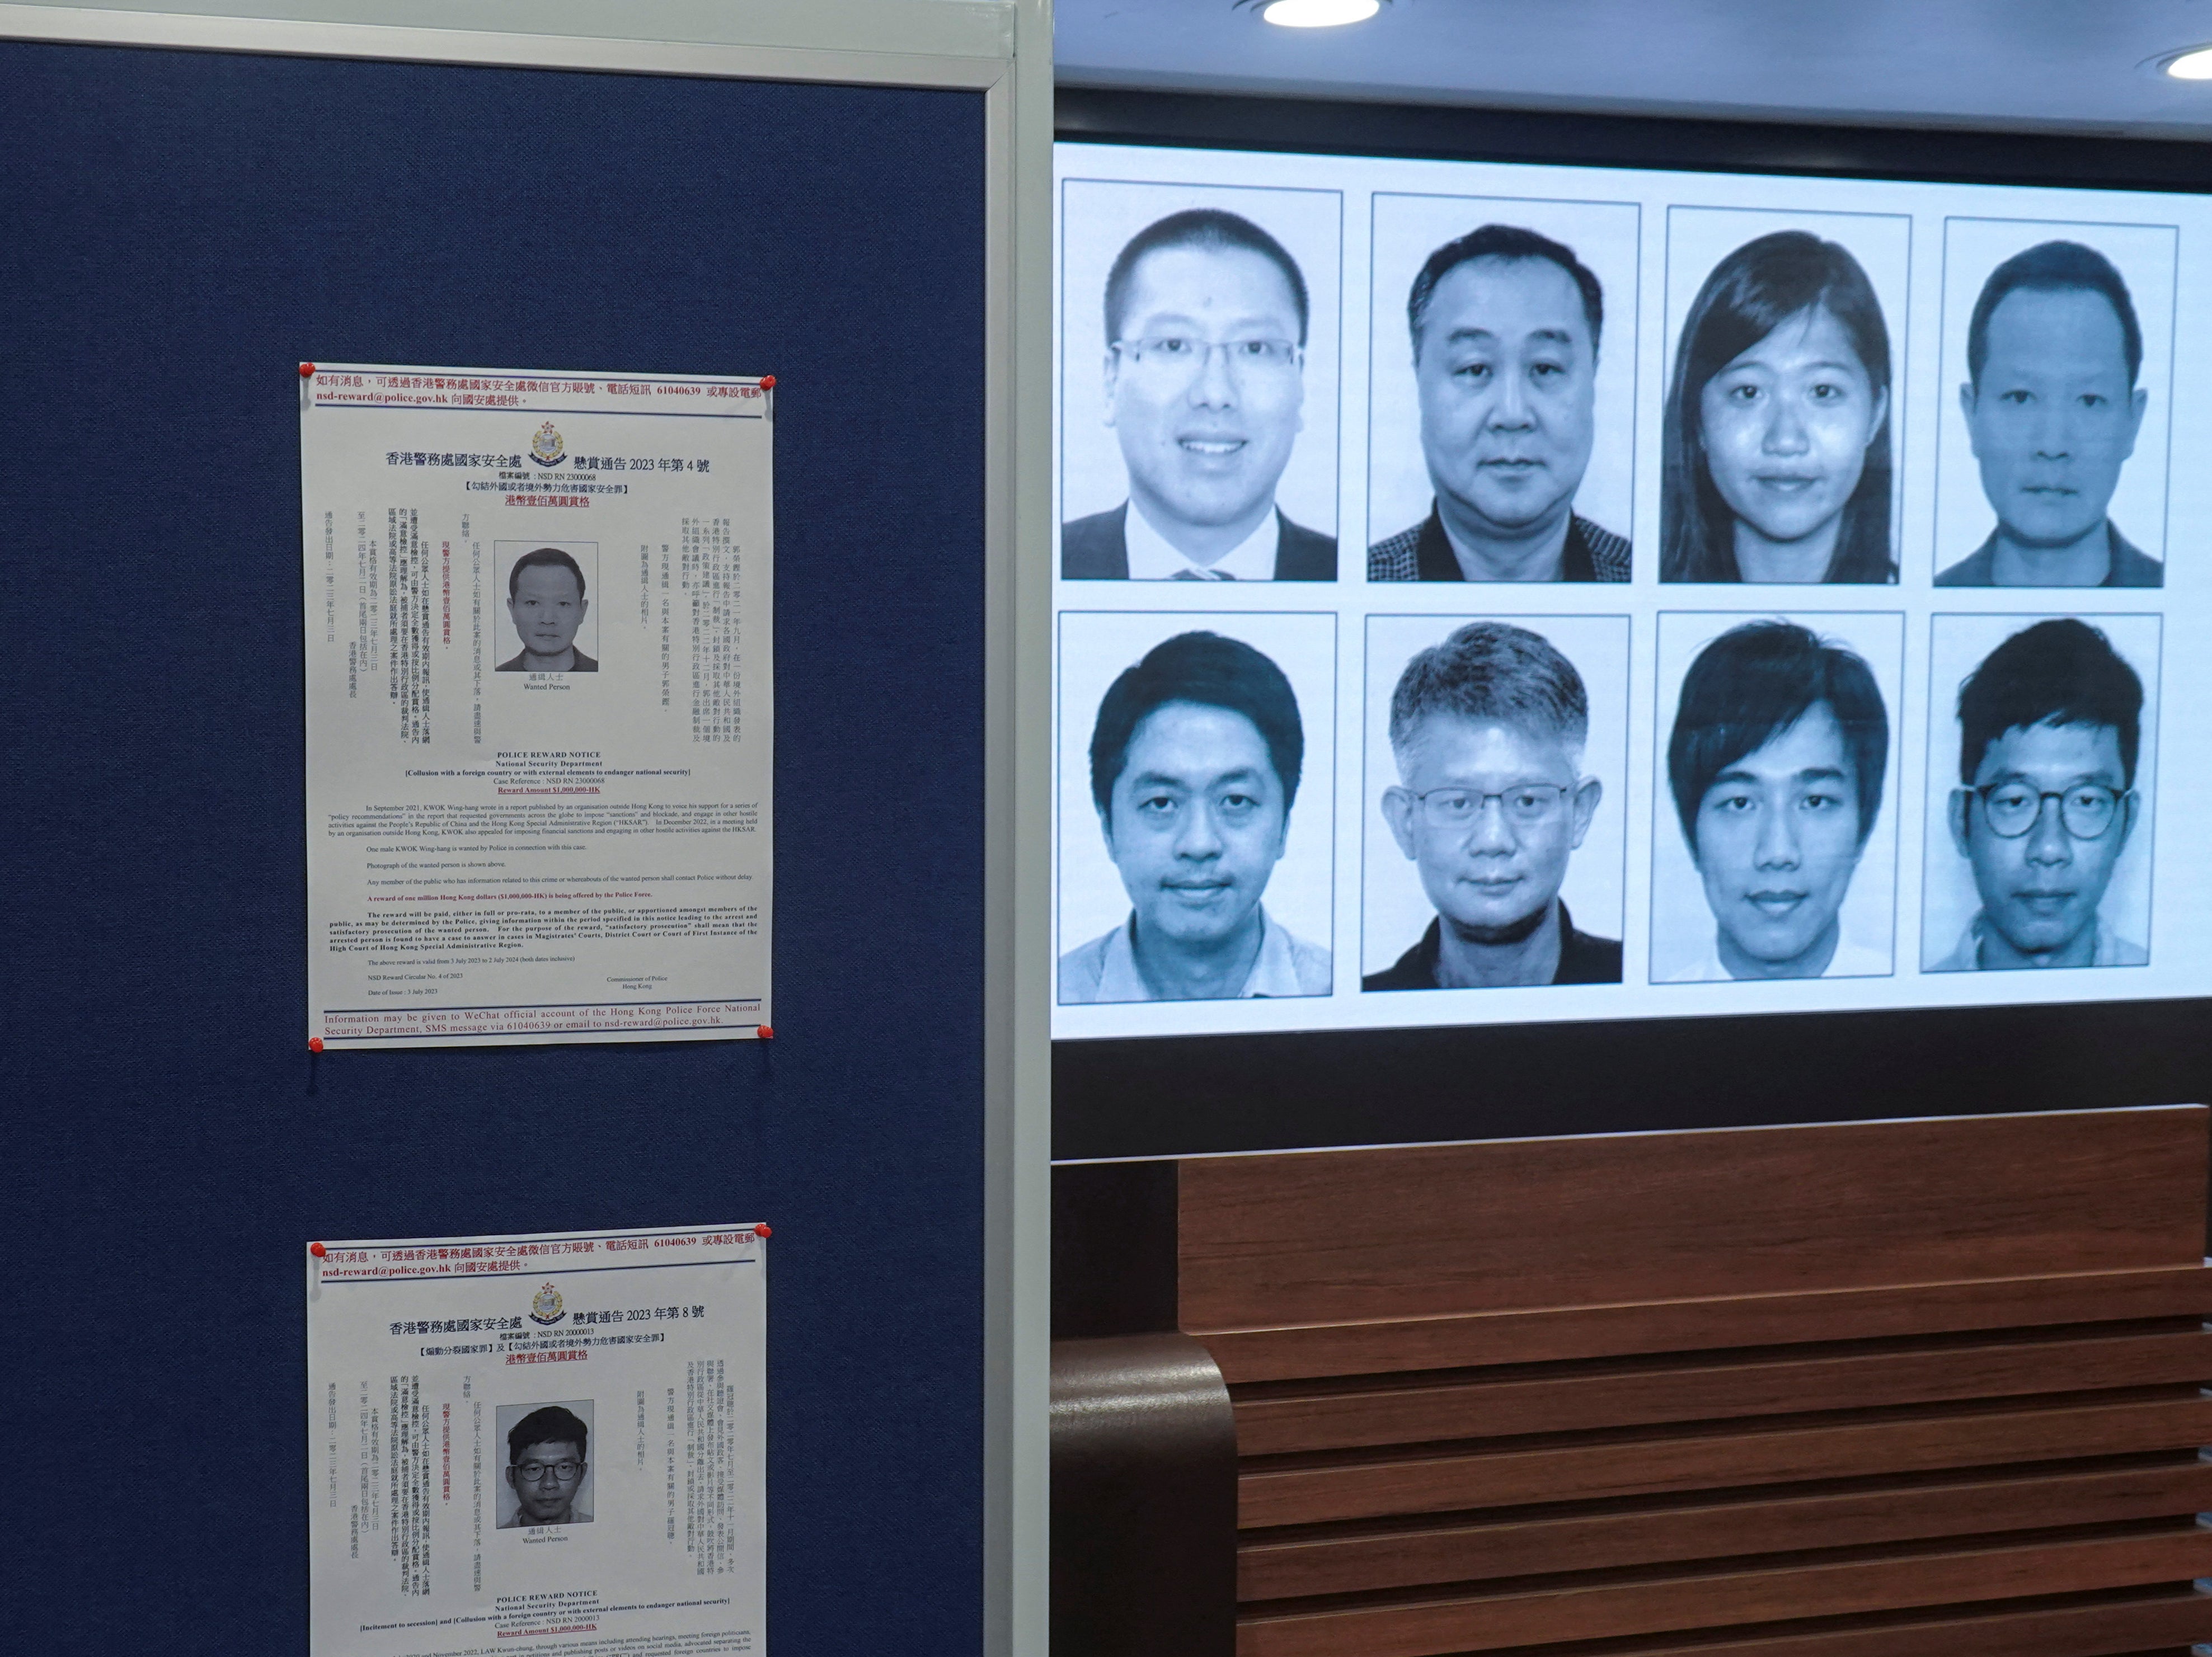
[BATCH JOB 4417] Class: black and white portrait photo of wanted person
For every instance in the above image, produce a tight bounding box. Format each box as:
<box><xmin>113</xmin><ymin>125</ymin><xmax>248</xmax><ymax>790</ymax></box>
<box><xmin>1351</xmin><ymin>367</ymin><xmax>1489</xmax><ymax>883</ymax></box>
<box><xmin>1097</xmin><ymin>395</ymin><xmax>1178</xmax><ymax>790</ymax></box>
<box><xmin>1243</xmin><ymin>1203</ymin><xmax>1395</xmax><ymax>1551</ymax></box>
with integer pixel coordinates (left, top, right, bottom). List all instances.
<box><xmin>1364</xmin><ymin>619</ymin><xmax>1626</xmax><ymax>990</ymax></box>
<box><xmin>1661</xmin><ymin>229</ymin><xmax>1896</xmax><ymax>583</ymax></box>
<box><xmin>1925</xmin><ymin>616</ymin><xmax>2157</xmax><ymax>971</ymax></box>
<box><xmin>497</xmin><ymin>1402</ymin><xmax>594</xmax><ymax>1529</ymax></box>
<box><xmin>1058</xmin><ymin>622</ymin><xmax>1333</xmax><ymax>1003</ymax></box>
<box><xmin>1934</xmin><ymin>224</ymin><xmax>2176</xmax><ymax>588</ymax></box>
<box><xmin>1060</xmin><ymin>184</ymin><xmax>1340</xmax><ymax>581</ymax></box>
<box><xmin>1369</xmin><ymin>211</ymin><xmax>1634</xmax><ymax>583</ymax></box>
<box><xmin>497</xmin><ymin>545</ymin><xmax>598</xmax><ymax>672</ymax></box>
<box><xmin>1653</xmin><ymin>616</ymin><xmax>1901</xmax><ymax>982</ymax></box>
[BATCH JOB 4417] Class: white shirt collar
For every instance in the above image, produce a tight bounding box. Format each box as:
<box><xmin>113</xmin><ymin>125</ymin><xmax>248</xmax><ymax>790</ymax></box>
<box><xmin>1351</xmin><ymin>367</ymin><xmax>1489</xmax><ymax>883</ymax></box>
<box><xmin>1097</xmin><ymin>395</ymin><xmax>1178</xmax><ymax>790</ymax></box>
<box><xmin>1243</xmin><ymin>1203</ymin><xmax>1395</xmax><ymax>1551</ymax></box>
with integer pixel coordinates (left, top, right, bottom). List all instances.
<box><xmin>1093</xmin><ymin>908</ymin><xmax>1309</xmax><ymax>999</ymax></box>
<box><xmin>1123</xmin><ymin>500</ymin><xmax>1281</xmax><ymax>582</ymax></box>
<box><xmin>1670</xmin><ymin>930</ymin><xmax>1887</xmax><ymax>981</ymax></box>
<box><xmin>1941</xmin><ymin>911</ymin><xmax>2144</xmax><ymax>970</ymax></box>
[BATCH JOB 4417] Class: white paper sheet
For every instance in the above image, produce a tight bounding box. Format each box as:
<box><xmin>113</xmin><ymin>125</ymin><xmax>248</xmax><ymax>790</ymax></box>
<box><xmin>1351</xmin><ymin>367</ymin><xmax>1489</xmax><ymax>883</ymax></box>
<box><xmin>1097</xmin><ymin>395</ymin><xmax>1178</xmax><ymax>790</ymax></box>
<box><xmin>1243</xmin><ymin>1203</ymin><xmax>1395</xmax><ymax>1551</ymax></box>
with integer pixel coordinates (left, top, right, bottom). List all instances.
<box><xmin>302</xmin><ymin>365</ymin><xmax>772</xmax><ymax>1047</ymax></box>
<box><xmin>307</xmin><ymin>1225</ymin><xmax>767</xmax><ymax>1657</ymax></box>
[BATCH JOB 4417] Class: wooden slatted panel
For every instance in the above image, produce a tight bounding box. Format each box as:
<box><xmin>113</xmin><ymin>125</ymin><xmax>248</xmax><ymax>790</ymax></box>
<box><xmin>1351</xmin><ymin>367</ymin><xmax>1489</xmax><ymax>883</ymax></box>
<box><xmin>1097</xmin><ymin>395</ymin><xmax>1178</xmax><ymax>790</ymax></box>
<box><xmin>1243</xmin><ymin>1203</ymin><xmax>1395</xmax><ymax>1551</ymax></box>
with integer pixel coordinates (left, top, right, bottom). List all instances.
<box><xmin>1337</xmin><ymin>1587</ymin><xmax>2212</xmax><ymax>1656</ymax></box>
<box><xmin>1236</xmin><ymin>1456</ymin><xmax>2212</xmax><ymax>1600</ymax></box>
<box><xmin>1231</xmin><ymin>1324</ymin><xmax>2212</xmax><ymax>1454</ymax></box>
<box><xmin>1185</xmin><ymin>1108</ymin><xmax>2212</xmax><ymax>1657</ymax></box>
<box><xmin>1237</xmin><ymin>1523</ymin><xmax>2212</xmax><ymax>1657</ymax></box>
<box><xmin>1179</xmin><ymin>1109</ymin><xmax>2206</xmax><ymax>1334</ymax></box>
<box><xmin>1201</xmin><ymin>1265</ymin><xmax>2212</xmax><ymax>1384</ymax></box>
<box><xmin>1239</xmin><ymin>1391</ymin><xmax>2212</xmax><ymax>1526</ymax></box>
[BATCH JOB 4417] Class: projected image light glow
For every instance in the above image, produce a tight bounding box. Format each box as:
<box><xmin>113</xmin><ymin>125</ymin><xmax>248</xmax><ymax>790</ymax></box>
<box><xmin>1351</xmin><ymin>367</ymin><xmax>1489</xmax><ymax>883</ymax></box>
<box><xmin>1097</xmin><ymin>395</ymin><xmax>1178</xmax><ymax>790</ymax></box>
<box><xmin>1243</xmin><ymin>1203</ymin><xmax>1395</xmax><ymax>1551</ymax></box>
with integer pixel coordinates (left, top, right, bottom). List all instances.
<box><xmin>1054</xmin><ymin>138</ymin><xmax>2197</xmax><ymax>1049</ymax></box>
<box><xmin>1260</xmin><ymin>0</ymin><xmax>1381</xmax><ymax>26</ymax></box>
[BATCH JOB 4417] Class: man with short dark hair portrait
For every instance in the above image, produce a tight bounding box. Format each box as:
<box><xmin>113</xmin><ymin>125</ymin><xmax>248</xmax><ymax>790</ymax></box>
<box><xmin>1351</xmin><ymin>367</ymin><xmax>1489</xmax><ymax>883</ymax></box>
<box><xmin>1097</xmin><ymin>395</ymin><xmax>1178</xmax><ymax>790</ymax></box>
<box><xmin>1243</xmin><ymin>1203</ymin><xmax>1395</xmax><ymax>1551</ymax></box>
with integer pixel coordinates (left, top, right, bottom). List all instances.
<box><xmin>1661</xmin><ymin>621</ymin><xmax>1890</xmax><ymax>981</ymax></box>
<box><xmin>1366</xmin><ymin>622</ymin><xmax>1619</xmax><ymax>989</ymax></box>
<box><xmin>1063</xmin><ymin>209</ymin><xmax>1336</xmax><ymax>581</ymax></box>
<box><xmin>1060</xmin><ymin>630</ymin><xmax>1330</xmax><ymax>1002</ymax></box>
<box><xmin>500</xmin><ymin>1404</ymin><xmax>592</xmax><ymax>1528</ymax></box>
<box><xmin>1932</xmin><ymin>619</ymin><xmax>2147</xmax><ymax>969</ymax></box>
<box><xmin>498</xmin><ymin>547</ymin><xmax>598</xmax><ymax>671</ymax></box>
<box><xmin>1937</xmin><ymin>241</ymin><xmax>2159</xmax><ymax>587</ymax></box>
<box><xmin>1370</xmin><ymin>224</ymin><xmax>1628</xmax><ymax>582</ymax></box>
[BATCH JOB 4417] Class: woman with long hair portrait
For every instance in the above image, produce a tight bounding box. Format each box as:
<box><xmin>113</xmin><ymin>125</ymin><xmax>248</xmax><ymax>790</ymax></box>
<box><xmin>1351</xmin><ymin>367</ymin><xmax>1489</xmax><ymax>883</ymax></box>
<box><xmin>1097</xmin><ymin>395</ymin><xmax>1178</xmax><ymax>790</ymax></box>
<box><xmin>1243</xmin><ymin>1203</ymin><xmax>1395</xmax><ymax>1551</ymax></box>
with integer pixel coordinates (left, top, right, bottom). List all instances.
<box><xmin>1661</xmin><ymin>230</ymin><xmax>1895</xmax><ymax>583</ymax></box>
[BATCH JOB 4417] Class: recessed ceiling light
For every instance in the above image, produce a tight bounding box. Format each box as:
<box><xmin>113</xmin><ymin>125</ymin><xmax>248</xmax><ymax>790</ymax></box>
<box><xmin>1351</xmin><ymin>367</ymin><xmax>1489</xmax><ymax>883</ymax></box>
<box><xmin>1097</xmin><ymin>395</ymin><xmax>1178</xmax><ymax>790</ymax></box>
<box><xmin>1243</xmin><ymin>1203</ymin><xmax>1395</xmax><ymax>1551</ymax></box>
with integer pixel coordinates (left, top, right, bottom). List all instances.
<box><xmin>1261</xmin><ymin>0</ymin><xmax>1381</xmax><ymax>27</ymax></box>
<box><xmin>2163</xmin><ymin>45</ymin><xmax>2212</xmax><ymax>79</ymax></box>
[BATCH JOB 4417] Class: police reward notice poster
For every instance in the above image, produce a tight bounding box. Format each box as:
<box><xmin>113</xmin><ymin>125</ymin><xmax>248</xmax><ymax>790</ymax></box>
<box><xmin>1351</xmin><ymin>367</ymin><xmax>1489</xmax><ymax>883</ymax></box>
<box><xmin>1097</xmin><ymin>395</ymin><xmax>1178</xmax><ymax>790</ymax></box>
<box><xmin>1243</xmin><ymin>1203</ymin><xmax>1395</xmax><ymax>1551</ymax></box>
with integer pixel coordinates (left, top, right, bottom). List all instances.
<box><xmin>306</xmin><ymin>1225</ymin><xmax>767</xmax><ymax>1657</ymax></box>
<box><xmin>301</xmin><ymin>365</ymin><xmax>772</xmax><ymax>1047</ymax></box>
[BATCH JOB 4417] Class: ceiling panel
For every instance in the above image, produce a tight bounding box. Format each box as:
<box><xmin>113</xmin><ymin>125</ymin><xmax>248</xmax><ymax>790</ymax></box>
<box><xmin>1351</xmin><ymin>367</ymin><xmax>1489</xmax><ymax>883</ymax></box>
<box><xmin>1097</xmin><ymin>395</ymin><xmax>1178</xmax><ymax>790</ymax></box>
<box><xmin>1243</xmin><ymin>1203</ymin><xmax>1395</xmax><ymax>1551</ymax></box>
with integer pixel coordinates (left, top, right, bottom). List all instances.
<box><xmin>1054</xmin><ymin>0</ymin><xmax>2212</xmax><ymax>139</ymax></box>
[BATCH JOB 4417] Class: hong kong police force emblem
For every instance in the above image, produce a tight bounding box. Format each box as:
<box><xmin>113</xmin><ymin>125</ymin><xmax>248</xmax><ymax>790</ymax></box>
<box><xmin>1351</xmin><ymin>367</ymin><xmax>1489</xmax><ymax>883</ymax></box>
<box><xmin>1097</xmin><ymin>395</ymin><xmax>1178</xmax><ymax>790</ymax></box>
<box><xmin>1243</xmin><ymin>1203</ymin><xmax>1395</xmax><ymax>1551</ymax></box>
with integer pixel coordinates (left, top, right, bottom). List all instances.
<box><xmin>528</xmin><ymin>1282</ymin><xmax>566</xmax><ymax>1325</ymax></box>
<box><xmin>529</xmin><ymin>422</ymin><xmax>566</xmax><ymax>467</ymax></box>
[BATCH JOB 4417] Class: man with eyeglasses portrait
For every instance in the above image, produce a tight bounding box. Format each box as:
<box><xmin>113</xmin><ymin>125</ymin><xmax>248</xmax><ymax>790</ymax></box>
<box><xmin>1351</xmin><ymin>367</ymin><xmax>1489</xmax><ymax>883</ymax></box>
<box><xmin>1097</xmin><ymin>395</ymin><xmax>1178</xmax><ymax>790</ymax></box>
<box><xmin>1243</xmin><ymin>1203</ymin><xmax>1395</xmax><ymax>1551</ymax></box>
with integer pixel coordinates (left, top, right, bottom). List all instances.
<box><xmin>500</xmin><ymin>1404</ymin><xmax>593</xmax><ymax>1528</ymax></box>
<box><xmin>1365</xmin><ymin>622</ymin><xmax>1621</xmax><ymax>990</ymax></box>
<box><xmin>1062</xmin><ymin>208</ymin><xmax>1336</xmax><ymax>581</ymax></box>
<box><xmin>1932</xmin><ymin>618</ymin><xmax>2147</xmax><ymax>970</ymax></box>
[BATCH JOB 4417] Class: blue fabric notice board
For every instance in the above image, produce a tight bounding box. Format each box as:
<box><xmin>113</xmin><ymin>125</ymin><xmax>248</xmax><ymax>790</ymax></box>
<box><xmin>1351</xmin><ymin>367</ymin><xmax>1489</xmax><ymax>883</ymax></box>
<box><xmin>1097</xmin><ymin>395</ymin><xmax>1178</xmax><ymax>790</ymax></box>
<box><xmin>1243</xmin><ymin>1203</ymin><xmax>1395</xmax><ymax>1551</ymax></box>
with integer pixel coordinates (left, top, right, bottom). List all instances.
<box><xmin>2</xmin><ymin>39</ymin><xmax>986</xmax><ymax>1653</ymax></box>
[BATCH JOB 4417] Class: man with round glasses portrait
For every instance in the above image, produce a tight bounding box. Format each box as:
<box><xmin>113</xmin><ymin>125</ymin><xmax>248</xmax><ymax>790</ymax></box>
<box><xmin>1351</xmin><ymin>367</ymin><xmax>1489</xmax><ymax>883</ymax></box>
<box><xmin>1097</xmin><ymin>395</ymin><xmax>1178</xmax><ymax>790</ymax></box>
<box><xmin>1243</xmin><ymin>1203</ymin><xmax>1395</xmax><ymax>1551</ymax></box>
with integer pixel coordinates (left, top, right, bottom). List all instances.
<box><xmin>1933</xmin><ymin>618</ymin><xmax>2147</xmax><ymax>970</ymax></box>
<box><xmin>1062</xmin><ymin>208</ymin><xmax>1336</xmax><ymax>581</ymax></box>
<box><xmin>500</xmin><ymin>1404</ymin><xmax>593</xmax><ymax>1528</ymax></box>
<box><xmin>1365</xmin><ymin>621</ymin><xmax>1621</xmax><ymax>989</ymax></box>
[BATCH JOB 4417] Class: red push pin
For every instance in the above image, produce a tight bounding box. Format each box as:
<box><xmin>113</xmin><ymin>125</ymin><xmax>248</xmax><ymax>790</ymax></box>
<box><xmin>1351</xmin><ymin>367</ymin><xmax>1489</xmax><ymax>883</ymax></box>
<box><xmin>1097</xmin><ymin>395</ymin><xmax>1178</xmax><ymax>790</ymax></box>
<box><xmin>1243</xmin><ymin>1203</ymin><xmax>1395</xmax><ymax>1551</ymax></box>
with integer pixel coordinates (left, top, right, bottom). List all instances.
<box><xmin>759</xmin><ymin>375</ymin><xmax>776</xmax><ymax>390</ymax></box>
<box><xmin>754</xmin><ymin>1224</ymin><xmax>772</xmax><ymax>1239</ymax></box>
<box><xmin>310</xmin><ymin>1242</ymin><xmax>328</xmax><ymax>1259</ymax></box>
<box><xmin>757</xmin><ymin>1024</ymin><xmax>774</xmax><ymax>1041</ymax></box>
<box><xmin>308</xmin><ymin>1036</ymin><xmax>325</xmax><ymax>1053</ymax></box>
<box><xmin>299</xmin><ymin>362</ymin><xmax>317</xmax><ymax>378</ymax></box>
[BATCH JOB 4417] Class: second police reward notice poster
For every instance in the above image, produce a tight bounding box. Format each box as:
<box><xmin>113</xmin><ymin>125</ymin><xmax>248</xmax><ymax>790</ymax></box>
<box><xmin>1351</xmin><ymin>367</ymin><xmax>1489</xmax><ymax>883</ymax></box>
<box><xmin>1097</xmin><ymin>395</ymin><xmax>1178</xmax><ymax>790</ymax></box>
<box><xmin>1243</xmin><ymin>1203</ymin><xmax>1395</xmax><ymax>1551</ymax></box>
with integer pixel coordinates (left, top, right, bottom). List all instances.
<box><xmin>301</xmin><ymin>365</ymin><xmax>772</xmax><ymax>1047</ymax></box>
<box><xmin>306</xmin><ymin>1225</ymin><xmax>767</xmax><ymax>1657</ymax></box>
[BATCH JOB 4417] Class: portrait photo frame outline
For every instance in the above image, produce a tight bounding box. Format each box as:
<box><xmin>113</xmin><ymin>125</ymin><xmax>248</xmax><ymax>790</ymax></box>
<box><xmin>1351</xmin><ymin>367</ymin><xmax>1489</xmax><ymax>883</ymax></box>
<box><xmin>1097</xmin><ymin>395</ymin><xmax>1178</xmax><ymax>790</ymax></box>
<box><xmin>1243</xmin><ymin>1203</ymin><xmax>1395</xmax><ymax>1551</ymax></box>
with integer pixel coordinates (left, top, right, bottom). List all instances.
<box><xmin>1929</xmin><ymin>214</ymin><xmax>2180</xmax><ymax>582</ymax></box>
<box><xmin>494</xmin><ymin>1395</ymin><xmax>597</xmax><ymax>1531</ymax></box>
<box><xmin>1056</xmin><ymin>173</ymin><xmax>1347</xmax><ymax>568</ymax></box>
<box><xmin>1647</xmin><ymin>608</ymin><xmax>1908</xmax><ymax>985</ymax></box>
<box><xmin>1918</xmin><ymin>608</ymin><xmax>2163</xmax><ymax>971</ymax></box>
<box><xmin>1364</xmin><ymin>189</ymin><xmax>1643</xmax><ymax>568</ymax></box>
<box><xmin>493</xmin><ymin>539</ymin><xmax>602</xmax><ymax>671</ymax></box>
<box><xmin>1659</xmin><ymin>204</ymin><xmax>1914</xmax><ymax>586</ymax></box>
<box><xmin>1054</xmin><ymin>606</ymin><xmax>1341</xmax><ymax>1002</ymax></box>
<box><xmin>1359</xmin><ymin>610</ymin><xmax>1633</xmax><ymax>983</ymax></box>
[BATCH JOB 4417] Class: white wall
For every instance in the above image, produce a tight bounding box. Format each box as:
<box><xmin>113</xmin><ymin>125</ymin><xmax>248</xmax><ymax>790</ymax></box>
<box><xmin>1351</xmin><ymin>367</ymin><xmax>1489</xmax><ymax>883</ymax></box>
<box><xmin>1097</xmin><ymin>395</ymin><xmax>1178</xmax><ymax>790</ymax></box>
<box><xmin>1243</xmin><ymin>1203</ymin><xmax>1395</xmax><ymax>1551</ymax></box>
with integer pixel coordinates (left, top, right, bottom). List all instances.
<box><xmin>1</xmin><ymin>0</ymin><xmax>1013</xmax><ymax>59</ymax></box>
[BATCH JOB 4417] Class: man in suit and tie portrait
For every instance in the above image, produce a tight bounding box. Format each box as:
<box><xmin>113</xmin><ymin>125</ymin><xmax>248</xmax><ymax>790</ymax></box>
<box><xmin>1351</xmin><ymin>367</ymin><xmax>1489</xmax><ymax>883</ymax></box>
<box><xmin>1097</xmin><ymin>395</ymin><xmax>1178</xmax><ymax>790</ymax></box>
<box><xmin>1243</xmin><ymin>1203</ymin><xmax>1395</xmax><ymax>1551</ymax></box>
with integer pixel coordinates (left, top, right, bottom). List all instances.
<box><xmin>1062</xmin><ymin>208</ymin><xmax>1336</xmax><ymax>581</ymax></box>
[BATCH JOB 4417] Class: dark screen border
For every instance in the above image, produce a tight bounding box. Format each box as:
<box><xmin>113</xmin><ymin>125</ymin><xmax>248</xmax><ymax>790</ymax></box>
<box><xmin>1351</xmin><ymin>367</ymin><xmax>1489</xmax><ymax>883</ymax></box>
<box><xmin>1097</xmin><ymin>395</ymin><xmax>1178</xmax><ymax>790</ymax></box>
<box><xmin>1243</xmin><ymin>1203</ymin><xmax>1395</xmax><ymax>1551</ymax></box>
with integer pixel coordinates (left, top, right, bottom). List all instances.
<box><xmin>1051</xmin><ymin>90</ymin><xmax>2212</xmax><ymax>1162</ymax></box>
